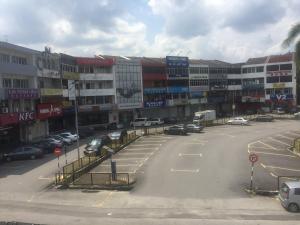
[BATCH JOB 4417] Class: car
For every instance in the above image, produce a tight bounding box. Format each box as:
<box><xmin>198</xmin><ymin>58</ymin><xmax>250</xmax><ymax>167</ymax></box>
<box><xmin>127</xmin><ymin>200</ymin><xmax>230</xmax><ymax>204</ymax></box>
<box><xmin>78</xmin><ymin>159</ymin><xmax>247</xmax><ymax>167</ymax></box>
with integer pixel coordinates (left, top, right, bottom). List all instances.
<box><xmin>51</xmin><ymin>135</ymin><xmax>72</xmax><ymax>145</ymax></box>
<box><xmin>227</xmin><ymin>117</ymin><xmax>249</xmax><ymax>125</ymax></box>
<box><xmin>108</xmin><ymin>130</ymin><xmax>128</xmax><ymax>143</ymax></box>
<box><xmin>149</xmin><ymin>118</ymin><xmax>164</xmax><ymax>126</ymax></box>
<box><xmin>279</xmin><ymin>181</ymin><xmax>300</xmax><ymax>212</ymax></box>
<box><xmin>3</xmin><ymin>146</ymin><xmax>44</xmax><ymax>161</ymax></box>
<box><xmin>130</xmin><ymin>118</ymin><xmax>151</xmax><ymax>127</ymax></box>
<box><xmin>32</xmin><ymin>140</ymin><xmax>58</xmax><ymax>154</ymax></box>
<box><xmin>185</xmin><ymin>124</ymin><xmax>204</xmax><ymax>133</ymax></box>
<box><xmin>164</xmin><ymin>125</ymin><xmax>187</xmax><ymax>135</ymax></box>
<box><xmin>43</xmin><ymin>137</ymin><xmax>64</xmax><ymax>147</ymax></box>
<box><xmin>255</xmin><ymin>115</ymin><xmax>274</xmax><ymax>122</ymax></box>
<box><xmin>59</xmin><ymin>132</ymin><xmax>79</xmax><ymax>142</ymax></box>
<box><xmin>84</xmin><ymin>135</ymin><xmax>111</xmax><ymax>156</ymax></box>
<box><xmin>294</xmin><ymin>112</ymin><xmax>300</xmax><ymax>118</ymax></box>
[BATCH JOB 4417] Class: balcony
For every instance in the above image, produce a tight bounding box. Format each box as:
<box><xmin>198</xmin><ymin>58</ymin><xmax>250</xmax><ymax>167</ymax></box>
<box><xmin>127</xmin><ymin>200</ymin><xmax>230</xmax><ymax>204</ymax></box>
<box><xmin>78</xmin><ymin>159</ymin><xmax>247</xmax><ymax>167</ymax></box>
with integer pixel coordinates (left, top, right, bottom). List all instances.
<box><xmin>40</xmin><ymin>88</ymin><xmax>63</xmax><ymax>96</ymax></box>
<box><xmin>242</xmin><ymin>83</ymin><xmax>264</xmax><ymax>90</ymax></box>
<box><xmin>0</xmin><ymin>63</ymin><xmax>37</xmax><ymax>76</ymax></box>
<box><xmin>79</xmin><ymin>89</ymin><xmax>115</xmax><ymax>97</ymax></box>
<box><xmin>79</xmin><ymin>73</ymin><xmax>113</xmax><ymax>81</ymax></box>
<box><xmin>78</xmin><ymin>103</ymin><xmax>116</xmax><ymax>112</ymax></box>
<box><xmin>143</xmin><ymin>87</ymin><xmax>167</xmax><ymax>94</ymax></box>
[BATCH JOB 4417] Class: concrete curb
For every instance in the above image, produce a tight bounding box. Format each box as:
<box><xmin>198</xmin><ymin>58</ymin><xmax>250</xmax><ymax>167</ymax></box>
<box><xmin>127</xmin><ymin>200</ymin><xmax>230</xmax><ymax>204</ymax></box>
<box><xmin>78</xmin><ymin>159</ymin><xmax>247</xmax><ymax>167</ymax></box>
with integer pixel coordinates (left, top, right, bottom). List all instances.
<box><xmin>244</xmin><ymin>188</ymin><xmax>278</xmax><ymax>196</ymax></box>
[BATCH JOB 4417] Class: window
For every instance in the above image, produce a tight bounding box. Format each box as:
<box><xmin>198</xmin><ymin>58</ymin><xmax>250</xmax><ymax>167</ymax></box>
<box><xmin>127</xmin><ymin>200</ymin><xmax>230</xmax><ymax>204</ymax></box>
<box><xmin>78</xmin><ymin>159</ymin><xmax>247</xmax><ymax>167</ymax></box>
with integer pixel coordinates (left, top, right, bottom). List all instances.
<box><xmin>267</xmin><ymin>65</ymin><xmax>279</xmax><ymax>72</ymax></box>
<box><xmin>280</xmin><ymin>64</ymin><xmax>292</xmax><ymax>71</ymax></box>
<box><xmin>228</xmin><ymin>79</ymin><xmax>241</xmax><ymax>85</ymax></box>
<box><xmin>280</xmin><ymin>76</ymin><xmax>292</xmax><ymax>82</ymax></box>
<box><xmin>266</xmin><ymin>76</ymin><xmax>279</xmax><ymax>83</ymax></box>
<box><xmin>12</xmin><ymin>56</ymin><xmax>27</xmax><ymax>65</ymax></box>
<box><xmin>256</xmin><ymin>66</ymin><xmax>264</xmax><ymax>72</ymax></box>
<box><xmin>294</xmin><ymin>188</ymin><xmax>300</xmax><ymax>195</ymax></box>
<box><xmin>0</xmin><ymin>53</ymin><xmax>10</xmax><ymax>63</ymax></box>
<box><xmin>3</xmin><ymin>79</ymin><xmax>12</xmax><ymax>88</ymax></box>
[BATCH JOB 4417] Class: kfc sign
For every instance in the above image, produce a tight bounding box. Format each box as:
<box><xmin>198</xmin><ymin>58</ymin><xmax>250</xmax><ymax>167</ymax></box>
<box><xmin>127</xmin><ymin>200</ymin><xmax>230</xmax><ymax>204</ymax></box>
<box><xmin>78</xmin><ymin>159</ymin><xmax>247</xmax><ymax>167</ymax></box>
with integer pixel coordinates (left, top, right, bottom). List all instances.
<box><xmin>37</xmin><ymin>104</ymin><xmax>63</xmax><ymax>119</ymax></box>
<box><xmin>19</xmin><ymin>112</ymin><xmax>35</xmax><ymax>122</ymax></box>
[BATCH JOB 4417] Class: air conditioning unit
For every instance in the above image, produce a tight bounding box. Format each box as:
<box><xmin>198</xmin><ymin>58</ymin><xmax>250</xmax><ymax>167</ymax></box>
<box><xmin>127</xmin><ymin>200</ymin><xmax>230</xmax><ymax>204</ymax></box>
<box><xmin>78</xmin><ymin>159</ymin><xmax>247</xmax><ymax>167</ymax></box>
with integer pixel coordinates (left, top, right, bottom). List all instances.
<box><xmin>1</xmin><ymin>107</ymin><xmax>8</xmax><ymax>113</ymax></box>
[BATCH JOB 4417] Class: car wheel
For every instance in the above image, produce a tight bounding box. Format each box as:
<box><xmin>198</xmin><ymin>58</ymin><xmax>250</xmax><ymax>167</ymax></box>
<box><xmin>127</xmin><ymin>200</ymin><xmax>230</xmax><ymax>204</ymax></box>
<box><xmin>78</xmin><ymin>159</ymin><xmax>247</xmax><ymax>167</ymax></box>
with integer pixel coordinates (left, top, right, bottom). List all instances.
<box><xmin>288</xmin><ymin>203</ymin><xmax>299</xmax><ymax>212</ymax></box>
<box><xmin>30</xmin><ymin>155</ymin><xmax>36</xmax><ymax>160</ymax></box>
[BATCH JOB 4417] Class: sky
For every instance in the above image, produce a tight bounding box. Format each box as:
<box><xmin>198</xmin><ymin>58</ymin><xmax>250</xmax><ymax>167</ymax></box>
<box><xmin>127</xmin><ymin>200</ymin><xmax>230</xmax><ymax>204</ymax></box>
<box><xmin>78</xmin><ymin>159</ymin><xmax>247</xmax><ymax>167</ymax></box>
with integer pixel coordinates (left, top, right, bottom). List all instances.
<box><xmin>0</xmin><ymin>0</ymin><xmax>299</xmax><ymax>63</ymax></box>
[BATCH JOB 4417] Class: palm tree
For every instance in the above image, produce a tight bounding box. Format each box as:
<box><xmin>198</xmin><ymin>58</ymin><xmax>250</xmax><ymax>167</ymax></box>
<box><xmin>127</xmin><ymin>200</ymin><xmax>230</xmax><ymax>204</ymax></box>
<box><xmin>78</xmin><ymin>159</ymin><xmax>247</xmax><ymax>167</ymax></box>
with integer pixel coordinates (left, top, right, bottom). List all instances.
<box><xmin>282</xmin><ymin>23</ymin><xmax>300</xmax><ymax>105</ymax></box>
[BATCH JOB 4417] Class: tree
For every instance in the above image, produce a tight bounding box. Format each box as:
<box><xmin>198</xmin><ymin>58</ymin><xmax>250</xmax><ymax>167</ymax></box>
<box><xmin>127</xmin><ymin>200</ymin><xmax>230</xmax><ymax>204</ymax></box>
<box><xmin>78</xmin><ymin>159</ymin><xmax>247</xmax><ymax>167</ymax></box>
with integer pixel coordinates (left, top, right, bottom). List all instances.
<box><xmin>282</xmin><ymin>23</ymin><xmax>300</xmax><ymax>105</ymax></box>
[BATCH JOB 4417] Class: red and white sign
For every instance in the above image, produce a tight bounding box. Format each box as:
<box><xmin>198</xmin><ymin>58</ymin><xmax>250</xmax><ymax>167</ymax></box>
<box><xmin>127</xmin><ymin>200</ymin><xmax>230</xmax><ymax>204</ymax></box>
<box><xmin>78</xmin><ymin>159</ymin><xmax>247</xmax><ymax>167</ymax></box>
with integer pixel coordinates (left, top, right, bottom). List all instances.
<box><xmin>18</xmin><ymin>111</ymin><xmax>35</xmax><ymax>122</ymax></box>
<box><xmin>54</xmin><ymin>147</ymin><xmax>62</xmax><ymax>157</ymax></box>
<box><xmin>37</xmin><ymin>103</ymin><xmax>63</xmax><ymax>120</ymax></box>
<box><xmin>249</xmin><ymin>153</ymin><xmax>258</xmax><ymax>163</ymax></box>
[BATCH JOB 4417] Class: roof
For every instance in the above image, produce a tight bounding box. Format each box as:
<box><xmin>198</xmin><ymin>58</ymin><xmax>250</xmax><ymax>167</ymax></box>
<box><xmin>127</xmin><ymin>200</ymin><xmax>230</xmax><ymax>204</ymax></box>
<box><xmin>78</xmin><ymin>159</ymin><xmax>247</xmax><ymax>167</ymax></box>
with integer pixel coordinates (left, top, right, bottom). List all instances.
<box><xmin>267</xmin><ymin>52</ymin><xmax>294</xmax><ymax>63</ymax></box>
<box><xmin>205</xmin><ymin>60</ymin><xmax>232</xmax><ymax>67</ymax></box>
<box><xmin>141</xmin><ymin>57</ymin><xmax>165</xmax><ymax>67</ymax></box>
<box><xmin>0</xmin><ymin>41</ymin><xmax>40</xmax><ymax>54</ymax></box>
<box><xmin>189</xmin><ymin>59</ymin><xmax>209</xmax><ymax>65</ymax></box>
<box><xmin>283</xmin><ymin>181</ymin><xmax>300</xmax><ymax>188</ymax></box>
<box><xmin>245</xmin><ymin>56</ymin><xmax>268</xmax><ymax>65</ymax></box>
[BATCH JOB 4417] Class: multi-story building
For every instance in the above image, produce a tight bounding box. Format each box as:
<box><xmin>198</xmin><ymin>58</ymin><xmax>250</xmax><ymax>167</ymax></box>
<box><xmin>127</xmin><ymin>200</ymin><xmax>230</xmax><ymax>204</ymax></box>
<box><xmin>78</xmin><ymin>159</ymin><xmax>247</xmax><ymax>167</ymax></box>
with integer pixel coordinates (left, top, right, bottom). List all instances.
<box><xmin>0</xmin><ymin>42</ymin><xmax>44</xmax><ymax>147</ymax></box>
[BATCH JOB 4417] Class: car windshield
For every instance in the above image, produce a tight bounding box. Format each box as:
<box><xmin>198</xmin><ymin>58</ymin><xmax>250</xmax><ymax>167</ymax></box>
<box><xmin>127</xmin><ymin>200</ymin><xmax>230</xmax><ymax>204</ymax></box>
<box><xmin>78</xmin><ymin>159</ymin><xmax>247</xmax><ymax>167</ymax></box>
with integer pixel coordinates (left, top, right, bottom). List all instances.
<box><xmin>89</xmin><ymin>140</ymin><xmax>101</xmax><ymax>146</ymax></box>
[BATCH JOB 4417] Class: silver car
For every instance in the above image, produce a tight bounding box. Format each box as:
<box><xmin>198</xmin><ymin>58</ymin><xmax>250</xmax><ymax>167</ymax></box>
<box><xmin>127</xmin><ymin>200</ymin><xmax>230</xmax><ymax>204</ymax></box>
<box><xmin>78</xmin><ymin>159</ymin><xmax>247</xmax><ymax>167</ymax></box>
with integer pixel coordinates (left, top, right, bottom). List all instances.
<box><xmin>279</xmin><ymin>181</ymin><xmax>300</xmax><ymax>212</ymax></box>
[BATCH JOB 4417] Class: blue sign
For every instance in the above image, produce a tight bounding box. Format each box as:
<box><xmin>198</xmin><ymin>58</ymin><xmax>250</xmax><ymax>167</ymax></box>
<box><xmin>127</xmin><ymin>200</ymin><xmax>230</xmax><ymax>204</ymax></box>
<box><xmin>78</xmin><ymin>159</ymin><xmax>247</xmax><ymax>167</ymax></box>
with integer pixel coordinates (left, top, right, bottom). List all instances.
<box><xmin>166</xmin><ymin>56</ymin><xmax>189</xmax><ymax>67</ymax></box>
<box><xmin>144</xmin><ymin>100</ymin><xmax>165</xmax><ymax>108</ymax></box>
<box><xmin>143</xmin><ymin>87</ymin><xmax>167</xmax><ymax>94</ymax></box>
<box><xmin>167</xmin><ymin>86</ymin><xmax>189</xmax><ymax>94</ymax></box>
<box><xmin>270</xmin><ymin>94</ymin><xmax>293</xmax><ymax>101</ymax></box>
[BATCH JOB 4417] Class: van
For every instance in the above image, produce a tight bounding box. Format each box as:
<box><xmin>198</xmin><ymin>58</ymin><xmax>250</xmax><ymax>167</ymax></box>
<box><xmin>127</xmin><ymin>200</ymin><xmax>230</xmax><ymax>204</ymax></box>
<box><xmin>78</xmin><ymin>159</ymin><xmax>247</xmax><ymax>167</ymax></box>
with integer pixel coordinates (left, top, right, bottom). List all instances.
<box><xmin>130</xmin><ymin>118</ymin><xmax>151</xmax><ymax>127</ymax></box>
<box><xmin>279</xmin><ymin>181</ymin><xmax>300</xmax><ymax>212</ymax></box>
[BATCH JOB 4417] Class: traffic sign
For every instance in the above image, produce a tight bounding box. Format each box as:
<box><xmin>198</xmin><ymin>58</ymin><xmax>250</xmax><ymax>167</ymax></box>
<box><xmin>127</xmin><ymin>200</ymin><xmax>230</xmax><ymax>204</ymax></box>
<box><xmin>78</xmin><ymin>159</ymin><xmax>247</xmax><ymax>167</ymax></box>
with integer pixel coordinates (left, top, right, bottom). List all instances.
<box><xmin>54</xmin><ymin>147</ymin><xmax>62</xmax><ymax>157</ymax></box>
<box><xmin>249</xmin><ymin>153</ymin><xmax>258</xmax><ymax>163</ymax></box>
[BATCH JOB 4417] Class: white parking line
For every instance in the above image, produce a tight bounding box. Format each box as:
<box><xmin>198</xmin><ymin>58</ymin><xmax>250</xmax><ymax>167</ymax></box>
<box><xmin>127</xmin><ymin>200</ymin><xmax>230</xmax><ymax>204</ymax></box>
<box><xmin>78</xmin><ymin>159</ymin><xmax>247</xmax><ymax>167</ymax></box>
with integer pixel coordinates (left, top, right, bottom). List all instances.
<box><xmin>184</xmin><ymin>143</ymin><xmax>205</xmax><ymax>146</ymax></box>
<box><xmin>170</xmin><ymin>168</ymin><xmax>200</xmax><ymax>173</ymax></box>
<box><xmin>268</xmin><ymin>137</ymin><xmax>292</xmax><ymax>146</ymax></box>
<box><xmin>179</xmin><ymin>153</ymin><xmax>202</xmax><ymax>157</ymax></box>
<box><xmin>257</xmin><ymin>141</ymin><xmax>277</xmax><ymax>150</ymax></box>
<box><xmin>248</xmin><ymin>146</ymin><xmax>285</xmax><ymax>151</ymax></box>
<box><xmin>126</xmin><ymin>147</ymin><xmax>157</xmax><ymax>150</ymax></box>
<box><xmin>262</xmin><ymin>165</ymin><xmax>300</xmax><ymax>172</ymax></box>
<box><xmin>249</xmin><ymin>151</ymin><xmax>296</xmax><ymax>158</ymax></box>
<box><xmin>275</xmin><ymin>134</ymin><xmax>294</xmax><ymax>141</ymax></box>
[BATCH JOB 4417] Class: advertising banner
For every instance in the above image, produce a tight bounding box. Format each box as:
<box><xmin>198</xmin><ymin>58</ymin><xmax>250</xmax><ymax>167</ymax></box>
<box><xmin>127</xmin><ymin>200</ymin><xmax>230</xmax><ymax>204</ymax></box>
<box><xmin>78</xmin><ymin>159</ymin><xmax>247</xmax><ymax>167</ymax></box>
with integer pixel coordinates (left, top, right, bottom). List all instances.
<box><xmin>166</xmin><ymin>56</ymin><xmax>189</xmax><ymax>67</ymax></box>
<box><xmin>37</xmin><ymin>104</ymin><xmax>63</xmax><ymax>120</ymax></box>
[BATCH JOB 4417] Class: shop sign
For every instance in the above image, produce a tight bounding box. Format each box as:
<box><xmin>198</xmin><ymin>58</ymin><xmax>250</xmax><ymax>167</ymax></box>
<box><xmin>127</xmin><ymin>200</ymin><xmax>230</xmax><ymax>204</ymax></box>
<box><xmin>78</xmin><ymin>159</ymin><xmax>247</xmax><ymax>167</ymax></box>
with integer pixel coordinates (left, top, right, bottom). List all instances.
<box><xmin>18</xmin><ymin>111</ymin><xmax>35</xmax><ymax>122</ymax></box>
<box><xmin>270</xmin><ymin>94</ymin><xmax>293</xmax><ymax>101</ymax></box>
<box><xmin>37</xmin><ymin>104</ymin><xmax>63</xmax><ymax>119</ymax></box>
<box><xmin>272</xmin><ymin>83</ymin><xmax>285</xmax><ymax>89</ymax></box>
<box><xmin>0</xmin><ymin>113</ymin><xmax>18</xmax><ymax>126</ymax></box>
<box><xmin>63</xmin><ymin>71</ymin><xmax>80</xmax><ymax>80</ymax></box>
<box><xmin>167</xmin><ymin>86</ymin><xmax>189</xmax><ymax>93</ymax></box>
<box><xmin>40</xmin><ymin>88</ymin><xmax>63</xmax><ymax>96</ymax></box>
<box><xmin>166</xmin><ymin>56</ymin><xmax>189</xmax><ymax>67</ymax></box>
<box><xmin>6</xmin><ymin>88</ymin><xmax>39</xmax><ymax>99</ymax></box>
<box><xmin>144</xmin><ymin>100</ymin><xmax>165</xmax><ymax>108</ymax></box>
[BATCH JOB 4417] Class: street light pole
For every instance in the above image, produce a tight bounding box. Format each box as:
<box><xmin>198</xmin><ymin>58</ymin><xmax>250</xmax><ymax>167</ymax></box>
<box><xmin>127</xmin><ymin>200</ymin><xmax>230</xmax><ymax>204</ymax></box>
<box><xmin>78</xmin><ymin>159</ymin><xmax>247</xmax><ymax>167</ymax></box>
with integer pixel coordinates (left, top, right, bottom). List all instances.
<box><xmin>74</xmin><ymin>81</ymin><xmax>80</xmax><ymax>162</ymax></box>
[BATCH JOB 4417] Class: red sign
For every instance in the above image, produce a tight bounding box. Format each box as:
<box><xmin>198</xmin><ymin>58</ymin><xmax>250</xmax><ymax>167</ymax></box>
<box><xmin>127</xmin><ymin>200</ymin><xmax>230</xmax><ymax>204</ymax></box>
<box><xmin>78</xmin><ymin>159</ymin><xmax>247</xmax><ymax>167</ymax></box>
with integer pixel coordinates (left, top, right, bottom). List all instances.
<box><xmin>76</xmin><ymin>57</ymin><xmax>114</xmax><ymax>66</ymax></box>
<box><xmin>19</xmin><ymin>111</ymin><xmax>35</xmax><ymax>122</ymax></box>
<box><xmin>249</xmin><ymin>153</ymin><xmax>258</xmax><ymax>163</ymax></box>
<box><xmin>0</xmin><ymin>113</ymin><xmax>18</xmax><ymax>126</ymax></box>
<box><xmin>6</xmin><ymin>89</ymin><xmax>39</xmax><ymax>99</ymax></box>
<box><xmin>54</xmin><ymin>147</ymin><xmax>62</xmax><ymax>157</ymax></box>
<box><xmin>37</xmin><ymin>104</ymin><xmax>63</xmax><ymax>120</ymax></box>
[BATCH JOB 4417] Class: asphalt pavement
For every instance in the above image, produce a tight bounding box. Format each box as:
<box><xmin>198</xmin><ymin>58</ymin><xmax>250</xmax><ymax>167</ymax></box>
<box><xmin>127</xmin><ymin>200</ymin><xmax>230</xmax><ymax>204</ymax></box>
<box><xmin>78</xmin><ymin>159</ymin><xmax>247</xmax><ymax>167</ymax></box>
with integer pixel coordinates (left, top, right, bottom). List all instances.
<box><xmin>1</xmin><ymin>119</ymin><xmax>300</xmax><ymax>224</ymax></box>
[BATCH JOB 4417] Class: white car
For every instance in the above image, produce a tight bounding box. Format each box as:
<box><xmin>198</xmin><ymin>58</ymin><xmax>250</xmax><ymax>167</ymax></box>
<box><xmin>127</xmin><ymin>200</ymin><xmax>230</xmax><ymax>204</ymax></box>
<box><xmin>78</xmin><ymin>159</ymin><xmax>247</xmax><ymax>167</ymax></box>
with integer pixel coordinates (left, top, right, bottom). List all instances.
<box><xmin>52</xmin><ymin>135</ymin><xmax>73</xmax><ymax>145</ymax></box>
<box><xmin>130</xmin><ymin>118</ymin><xmax>151</xmax><ymax>127</ymax></box>
<box><xmin>149</xmin><ymin>118</ymin><xmax>164</xmax><ymax>125</ymax></box>
<box><xmin>294</xmin><ymin>112</ymin><xmax>300</xmax><ymax>118</ymax></box>
<box><xmin>227</xmin><ymin>117</ymin><xmax>249</xmax><ymax>125</ymax></box>
<box><xmin>59</xmin><ymin>132</ymin><xmax>79</xmax><ymax>142</ymax></box>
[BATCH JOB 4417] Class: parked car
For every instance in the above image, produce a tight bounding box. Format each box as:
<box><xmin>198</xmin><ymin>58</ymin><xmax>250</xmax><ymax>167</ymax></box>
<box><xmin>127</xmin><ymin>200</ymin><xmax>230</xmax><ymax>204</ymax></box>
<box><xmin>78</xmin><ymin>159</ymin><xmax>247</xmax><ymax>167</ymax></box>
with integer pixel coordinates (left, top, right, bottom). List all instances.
<box><xmin>3</xmin><ymin>146</ymin><xmax>44</xmax><ymax>161</ymax></box>
<box><xmin>84</xmin><ymin>135</ymin><xmax>111</xmax><ymax>156</ymax></box>
<box><xmin>51</xmin><ymin>135</ymin><xmax>72</xmax><ymax>145</ymax></box>
<box><xmin>107</xmin><ymin>122</ymin><xmax>124</xmax><ymax>130</ymax></box>
<box><xmin>279</xmin><ymin>181</ymin><xmax>300</xmax><ymax>212</ymax></box>
<box><xmin>108</xmin><ymin>130</ymin><xmax>128</xmax><ymax>143</ymax></box>
<box><xmin>255</xmin><ymin>115</ymin><xmax>274</xmax><ymax>122</ymax></box>
<box><xmin>32</xmin><ymin>140</ymin><xmax>57</xmax><ymax>154</ymax></box>
<box><xmin>59</xmin><ymin>132</ymin><xmax>79</xmax><ymax>142</ymax></box>
<box><xmin>164</xmin><ymin>125</ymin><xmax>187</xmax><ymax>135</ymax></box>
<box><xmin>43</xmin><ymin>138</ymin><xmax>64</xmax><ymax>147</ymax></box>
<box><xmin>130</xmin><ymin>118</ymin><xmax>151</xmax><ymax>127</ymax></box>
<box><xmin>227</xmin><ymin>117</ymin><xmax>249</xmax><ymax>125</ymax></box>
<box><xmin>78</xmin><ymin>127</ymin><xmax>94</xmax><ymax>139</ymax></box>
<box><xmin>294</xmin><ymin>112</ymin><xmax>300</xmax><ymax>119</ymax></box>
<box><xmin>149</xmin><ymin>118</ymin><xmax>164</xmax><ymax>126</ymax></box>
<box><xmin>185</xmin><ymin>124</ymin><xmax>204</xmax><ymax>133</ymax></box>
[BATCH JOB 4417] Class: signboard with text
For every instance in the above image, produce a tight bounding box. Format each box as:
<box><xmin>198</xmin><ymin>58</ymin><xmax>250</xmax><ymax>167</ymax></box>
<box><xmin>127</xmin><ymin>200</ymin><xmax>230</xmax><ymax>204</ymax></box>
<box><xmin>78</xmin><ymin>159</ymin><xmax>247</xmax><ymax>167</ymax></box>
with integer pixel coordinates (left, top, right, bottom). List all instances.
<box><xmin>37</xmin><ymin>104</ymin><xmax>63</xmax><ymax>120</ymax></box>
<box><xmin>6</xmin><ymin>89</ymin><xmax>39</xmax><ymax>99</ymax></box>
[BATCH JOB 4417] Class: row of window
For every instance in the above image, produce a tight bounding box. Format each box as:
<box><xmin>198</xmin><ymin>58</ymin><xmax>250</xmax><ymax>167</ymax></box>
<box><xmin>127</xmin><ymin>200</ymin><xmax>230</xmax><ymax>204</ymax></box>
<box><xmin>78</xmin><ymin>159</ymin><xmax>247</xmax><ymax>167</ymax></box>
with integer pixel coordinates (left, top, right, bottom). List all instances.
<box><xmin>266</xmin><ymin>76</ymin><xmax>292</xmax><ymax>83</ymax></box>
<box><xmin>242</xmin><ymin>66</ymin><xmax>264</xmax><ymax>74</ymax></box>
<box><xmin>189</xmin><ymin>67</ymin><xmax>209</xmax><ymax>74</ymax></box>
<box><xmin>266</xmin><ymin>88</ymin><xmax>292</xmax><ymax>95</ymax></box>
<box><xmin>167</xmin><ymin>67</ymin><xmax>189</xmax><ymax>76</ymax></box>
<box><xmin>78</xmin><ymin>96</ymin><xmax>114</xmax><ymax>105</ymax></box>
<box><xmin>83</xmin><ymin>81</ymin><xmax>113</xmax><ymax>89</ymax></box>
<box><xmin>3</xmin><ymin>78</ymin><xmax>29</xmax><ymax>88</ymax></box>
<box><xmin>79</xmin><ymin>66</ymin><xmax>112</xmax><ymax>74</ymax></box>
<box><xmin>190</xmin><ymin>79</ymin><xmax>209</xmax><ymax>86</ymax></box>
<box><xmin>143</xmin><ymin>67</ymin><xmax>165</xmax><ymax>74</ymax></box>
<box><xmin>266</xmin><ymin>64</ymin><xmax>292</xmax><ymax>72</ymax></box>
<box><xmin>0</xmin><ymin>53</ymin><xmax>27</xmax><ymax>65</ymax></box>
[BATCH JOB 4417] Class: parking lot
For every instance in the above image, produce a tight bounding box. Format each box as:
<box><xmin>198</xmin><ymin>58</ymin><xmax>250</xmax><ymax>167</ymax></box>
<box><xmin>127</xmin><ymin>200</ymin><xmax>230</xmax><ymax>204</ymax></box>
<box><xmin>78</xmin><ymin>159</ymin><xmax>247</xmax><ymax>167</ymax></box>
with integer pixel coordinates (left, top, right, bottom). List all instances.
<box><xmin>248</xmin><ymin>129</ymin><xmax>300</xmax><ymax>190</ymax></box>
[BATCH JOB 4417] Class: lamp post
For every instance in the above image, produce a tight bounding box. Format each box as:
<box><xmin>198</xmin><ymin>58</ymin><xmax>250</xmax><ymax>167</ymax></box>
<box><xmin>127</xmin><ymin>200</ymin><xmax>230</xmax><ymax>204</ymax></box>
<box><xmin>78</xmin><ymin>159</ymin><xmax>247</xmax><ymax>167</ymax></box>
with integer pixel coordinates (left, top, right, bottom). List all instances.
<box><xmin>70</xmin><ymin>80</ymin><xmax>80</xmax><ymax>162</ymax></box>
